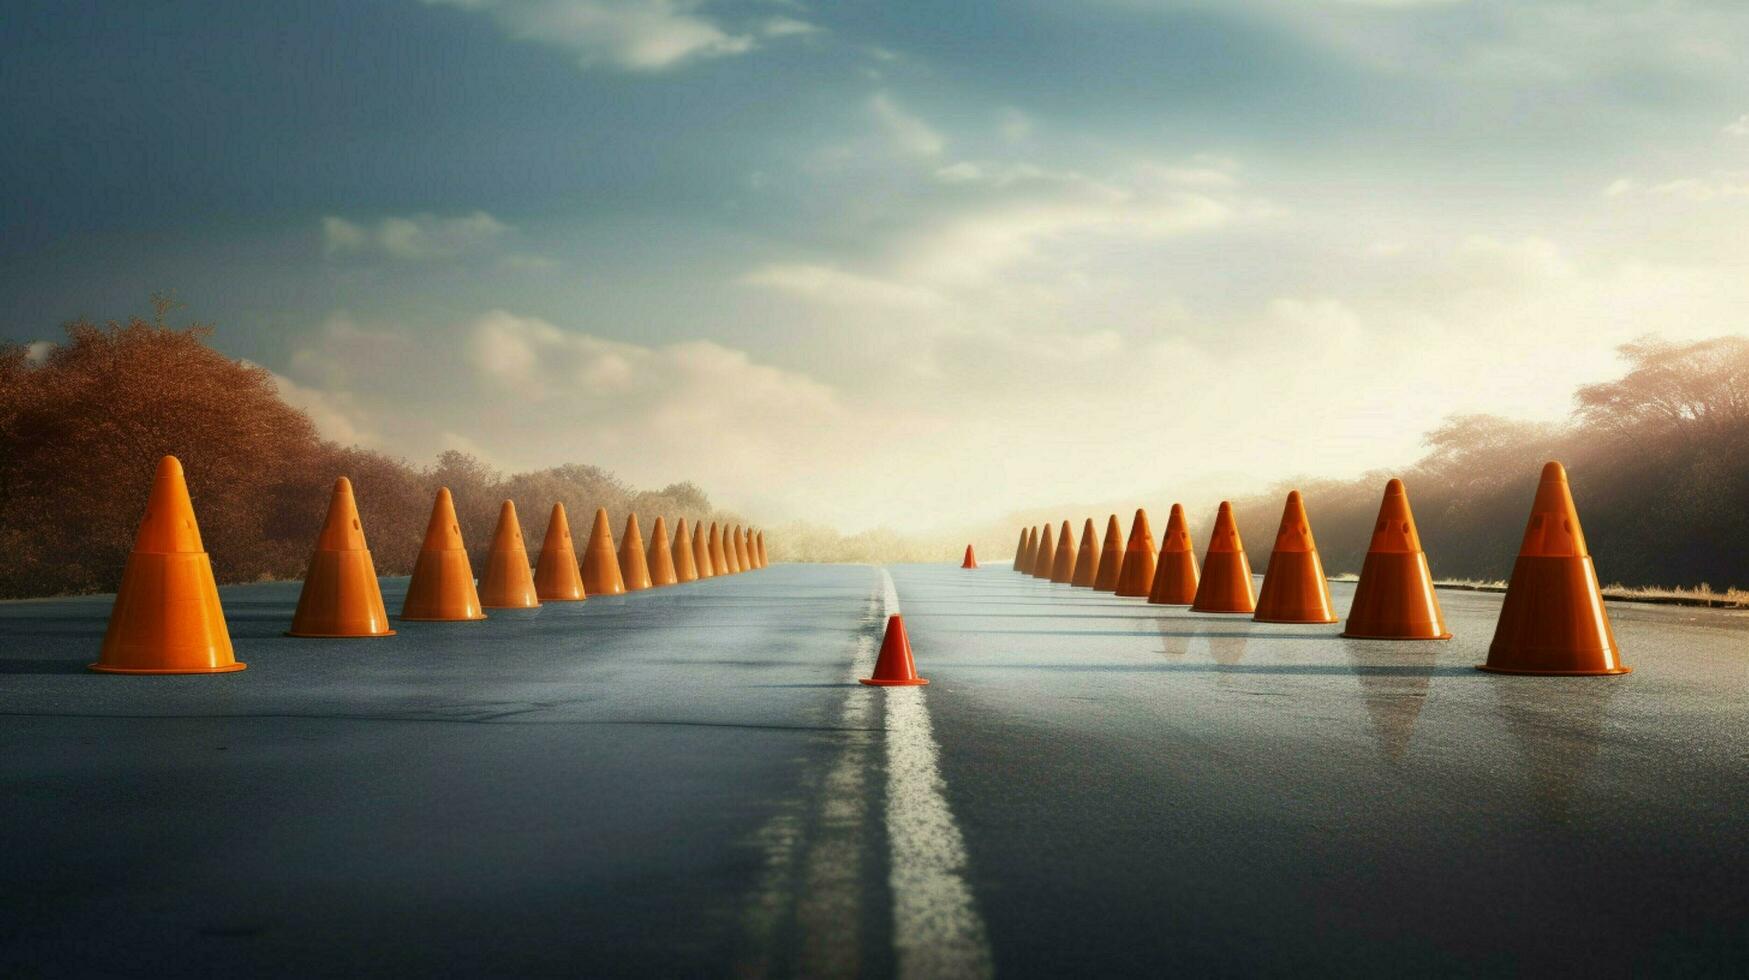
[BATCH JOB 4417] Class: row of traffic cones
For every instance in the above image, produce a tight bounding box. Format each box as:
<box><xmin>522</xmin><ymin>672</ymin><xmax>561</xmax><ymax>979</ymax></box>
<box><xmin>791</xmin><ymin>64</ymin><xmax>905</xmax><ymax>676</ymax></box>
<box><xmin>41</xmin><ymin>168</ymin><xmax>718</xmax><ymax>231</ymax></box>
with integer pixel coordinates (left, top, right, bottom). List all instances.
<box><xmin>994</xmin><ymin>462</ymin><xmax>1627</xmax><ymax>676</ymax></box>
<box><xmin>90</xmin><ymin>457</ymin><xmax>770</xmax><ymax>673</ymax></box>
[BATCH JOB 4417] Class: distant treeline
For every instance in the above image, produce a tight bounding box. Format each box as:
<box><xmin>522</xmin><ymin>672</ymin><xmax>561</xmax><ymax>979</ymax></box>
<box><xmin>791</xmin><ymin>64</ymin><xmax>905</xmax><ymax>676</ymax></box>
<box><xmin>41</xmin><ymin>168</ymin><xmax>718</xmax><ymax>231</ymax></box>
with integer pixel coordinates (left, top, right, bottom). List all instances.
<box><xmin>0</xmin><ymin>300</ymin><xmax>743</xmax><ymax>599</ymax></box>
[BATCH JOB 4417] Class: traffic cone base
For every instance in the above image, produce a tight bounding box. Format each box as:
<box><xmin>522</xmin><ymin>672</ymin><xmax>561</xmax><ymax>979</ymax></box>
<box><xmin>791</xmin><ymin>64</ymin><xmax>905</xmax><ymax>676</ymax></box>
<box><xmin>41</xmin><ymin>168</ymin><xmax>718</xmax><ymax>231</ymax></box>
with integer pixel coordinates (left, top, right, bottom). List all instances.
<box><xmin>1251</xmin><ymin>552</ymin><xmax>1336</xmax><ymax>623</ymax></box>
<box><xmin>1480</xmin><ymin>462</ymin><xmax>1628</xmax><ymax>676</ymax></box>
<box><xmin>92</xmin><ymin>553</ymin><xmax>245</xmax><ymax>673</ymax></box>
<box><xmin>1191</xmin><ymin>552</ymin><xmax>1256</xmax><ymax>614</ymax></box>
<box><xmin>1340</xmin><ymin>552</ymin><xmax>1450</xmax><ymax>640</ymax></box>
<box><xmin>860</xmin><ymin>614</ymin><xmax>928</xmax><ymax>686</ymax></box>
<box><xmin>288</xmin><ymin>550</ymin><xmax>396</xmax><ymax>637</ymax></box>
<box><xmin>1478</xmin><ymin>559</ymin><xmax>1632</xmax><ymax>670</ymax></box>
<box><xmin>289</xmin><ymin>477</ymin><xmax>395</xmax><ymax>638</ymax></box>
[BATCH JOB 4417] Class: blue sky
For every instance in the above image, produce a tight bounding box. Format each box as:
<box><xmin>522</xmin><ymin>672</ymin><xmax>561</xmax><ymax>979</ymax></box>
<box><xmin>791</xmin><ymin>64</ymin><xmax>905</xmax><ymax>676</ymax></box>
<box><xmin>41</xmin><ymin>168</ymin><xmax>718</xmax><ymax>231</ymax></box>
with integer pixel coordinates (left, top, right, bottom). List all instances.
<box><xmin>6</xmin><ymin>1</ymin><xmax>1749</xmax><ymax>529</ymax></box>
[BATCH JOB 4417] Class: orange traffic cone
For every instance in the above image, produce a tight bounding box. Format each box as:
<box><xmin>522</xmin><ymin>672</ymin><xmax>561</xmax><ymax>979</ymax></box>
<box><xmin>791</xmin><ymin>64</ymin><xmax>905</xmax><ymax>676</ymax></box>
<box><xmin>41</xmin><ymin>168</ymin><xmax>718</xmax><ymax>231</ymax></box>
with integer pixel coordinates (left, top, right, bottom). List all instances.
<box><xmin>1093</xmin><ymin>516</ymin><xmax>1124</xmax><ymax>591</ymax></box>
<box><xmin>1031</xmin><ymin>522</ymin><xmax>1057</xmax><ymax>579</ymax></box>
<box><xmin>1253</xmin><ymin>492</ymin><xmax>1336</xmax><ymax>623</ymax></box>
<box><xmin>1481</xmin><ymin>463</ymin><xmax>1628</xmax><ymax>675</ymax></box>
<box><xmin>91</xmin><ymin>455</ymin><xmax>244</xmax><ymax>673</ymax></box>
<box><xmin>647</xmin><ymin>516</ymin><xmax>679</xmax><ymax>587</ymax></box>
<box><xmin>1011</xmin><ymin>529</ymin><xmax>1029</xmax><ymax>571</ymax></box>
<box><xmin>477</xmin><ymin>500</ymin><xmax>540</xmax><ymax>609</ymax></box>
<box><xmin>724</xmin><ymin>525</ymin><xmax>742</xmax><ymax>574</ymax></box>
<box><xmin>737</xmin><ymin>527</ymin><xmax>753</xmax><ymax>572</ymax></box>
<box><xmin>757</xmin><ymin>531</ymin><xmax>769</xmax><ymax>567</ymax></box>
<box><xmin>1050</xmin><ymin>520</ymin><xmax>1077</xmax><ymax>583</ymax></box>
<box><xmin>401</xmin><ymin>487</ymin><xmax>487</xmax><ymax>621</ymax></box>
<box><xmin>1115</xmin><ymin>509</ymin><xmax>1157</xmax><ymax>597</ymax></box>
<box><xmin>288</xmin><ymin>476</ymin><xmax>395</xmax><ymax>638</ymax></box>
<box><xmin>1190</xmin><ymin>502</ymin><xmax>1255</xmax><ymax>613</ymax></box>
<box><xmin>534</xmin><ymin>503</ymin><xmax>587</xmax><ymax>601</ymax></box>
<box><xmin>708</xmin><ymin>522</ymin><xmax>730</xmax><ymax>576</ymax></box>
<box><xmin>1148</xmin><ymin>503</ymin><xmax>1199</xmax><ymax>605</ymax></box>
<box><xmin>618</xmin><ymin>514</ymin><xmax>654</xmax><ymax>591</ymax></box>
<box><xmin>860</xmin><ymin>614</ymin><xmax>928</xmax><ymax>686</ymax></box>
<box><xmin>694</xmin><ymin>522</ymin><xmax>715</xmax><ymax>578</ymax></box>
<box><xmin>961</xmin><ymin>544</ymin><xmax>978</xmax><ymax>569</ymax></box>
<box><xmin>1342</xmin><ymin>479</ymin><xmax>1450</xmax><ymax>640</ymax></box>
<box><xmin>671</xmin><ymin>517</ymin><xmax>698</xmax><ymax>583</ymax></box>
<box><xmin>582</xmin><ymin>507</ymin><xmax>626</xmax><ymax>596</ymax></box>
<box><xmin>1071</xmin><ymin>518</ymin><xmax>1101</xmax><ymax>587</ymax></box>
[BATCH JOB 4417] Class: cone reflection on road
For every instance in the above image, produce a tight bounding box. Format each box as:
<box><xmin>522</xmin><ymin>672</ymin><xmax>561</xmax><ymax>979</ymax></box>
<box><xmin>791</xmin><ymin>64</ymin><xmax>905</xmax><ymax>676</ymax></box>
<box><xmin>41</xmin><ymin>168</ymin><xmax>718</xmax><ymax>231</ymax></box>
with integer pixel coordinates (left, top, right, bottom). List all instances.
<box><xmin>1072</xmin><ymin>518</ymin><xmax>1101</xmax><ymax>587</ymax></box>
<box><xmin>1480</xmin><ymin>461</ymin><xmax>1628</xmax><ymax>675</ymax></box>
<box><xmin>962</xmin><ymin>544</ymin><xmax>978</xmax><ymax>569</ymax></box>
<box><xmin>477</xmin><ymin>500</ymin><xmax>541</xmax><ymax>609</ymax></box>
<box><xmin>91</xmin><ymin>455</ymin><xmax>244</xmax><ymax>673</ymax></box>
<box><xmin>401</xmin><ymin>487</ymin><xmax>487</xmax><ymax>622</ymax></box>
<box><xmin>1031</xmin><ymin>522</ymin><xmax>1057</xmax><ymax>579</ymax></box>
<box><xmin>860</xmin><ymin>614</ymin><xmax>929</xmax><ymax>686</ymax></box>
<box><xmin>647</xmin><ymin>516</ymin><xmax>679</xmax><ymax>587</ymax></box>
<box><xmin>582</xmin><ymin>507</ymin><xmax>627</xmax><ymax>596</ymax></box>
<box><xmin>671</xmin><ymin>517</ymin><xmax>698</xmax><ymax>583</ymax></box>
<box><xmin>1148</xmin><ymin>503</ymin><xmax>1199</xmax><ymax>605</ymax></box>
<box><xmin>1190</xmin><ymin>502</ymin><xmax>1255</xmax><ymax>614</ymax></box>
<box><xmin>1342</xmin><ymin>479</ymin><xmax>1450</xmax><ymax>640</ymax></box>
<box><xmin>534</xmin><ymin>503</ymin><xmax>587</xmax><ymax>602</ymax></box>
<box><xmin>1050</xmin><ymin>520</ymin><xmax>1077</xmax><ymax>583</ymax></box>
<box><xmin>1252</xmin><ymin>491</ymin><xmax>1336</xmax><ymax>624</ymax></box>
<box><xmin>1093</xmin><ymin>516</ymin><xmax>1124</xmax><ymax>591</ymax></box>
<box><xmin>1115</xmin><ymin>509</ymin><xmax>1157</xmax><ymax>597</ymax></box>
<box><xmin>289</xmin><ymin>476</ymin><xmax>394</xmax><ymax>638</ymax></box>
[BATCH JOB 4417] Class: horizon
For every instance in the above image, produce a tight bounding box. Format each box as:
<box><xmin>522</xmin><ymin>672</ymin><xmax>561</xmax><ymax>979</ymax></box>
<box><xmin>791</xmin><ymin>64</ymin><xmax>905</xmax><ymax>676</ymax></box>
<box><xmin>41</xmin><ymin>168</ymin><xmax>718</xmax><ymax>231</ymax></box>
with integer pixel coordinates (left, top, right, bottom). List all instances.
<box><xmin>7</xmin><ymin>1</ymin><xmax>1749</xmax><ymax>534</ymax></box>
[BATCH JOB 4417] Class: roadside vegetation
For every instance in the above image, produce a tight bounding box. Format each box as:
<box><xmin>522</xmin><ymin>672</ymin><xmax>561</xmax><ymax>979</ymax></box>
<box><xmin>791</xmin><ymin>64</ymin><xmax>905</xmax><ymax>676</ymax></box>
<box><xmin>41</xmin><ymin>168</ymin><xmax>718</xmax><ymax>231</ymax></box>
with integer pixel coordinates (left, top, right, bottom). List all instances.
<box><xmin>0</xmin><ymin>298</ymin><xmax>740</xmax><ymax>599</ymax></box>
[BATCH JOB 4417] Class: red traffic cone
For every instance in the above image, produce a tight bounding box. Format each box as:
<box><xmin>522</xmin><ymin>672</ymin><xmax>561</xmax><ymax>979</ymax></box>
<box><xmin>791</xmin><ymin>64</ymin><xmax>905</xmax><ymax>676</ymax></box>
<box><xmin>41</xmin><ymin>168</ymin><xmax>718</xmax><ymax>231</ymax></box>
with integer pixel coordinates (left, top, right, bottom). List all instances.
<box><xmin>1342</xmin><ymin>479</ymin><xmax>1450</xmax><ymax>640</ymax></box>
<box><xmin>860</xmin><ymin>614</ymin><xmax>929</xmax><ymax>686</ymax></box>
<box><xmin>1253</xmin><ymin>491</ymin><xmax>1337</xmax><ymax>624</ymax></box>
<box><xmin>1190</xmin><ymin>501</ymin><xmax>1255</xmax><ymax>613</ymax></box>
<box><xmin>961</xmin><ymin>544</ymin><xmax>978</xmax><ymax>569</ymax></box>
<box><xmin>1480</xmin><ymin>462</ymin><xmax>1628</xmax><ymax>675</ymax></box>
<box><xmin>1148</xmin><ymin>503</ymin><xmax>1199</xmax><ymax>605</ymax></box>
<box><xmin>91</xmin><ymin>456</ymin><xmax>244</xmax><ymax>673</ymax></box>
<box><xmin>1071</xmin><ymin>518</ymin><xmax>1102</xmax><ymax>587</ymax></box>
<box><xmin>1115</xmin><ymin>509</ymin><xmax>1157</xmax><ymax>597</ymax></box>
<box><xmin>288</xmin><ymin>476</ymin><xmax>395</xmax><ymax>638</ymax></box>
<box><xmin>1050</xmin><ymin>520</ymin><xmax>1078</xmax><ymax>583</ymax></box>
<box><xmin>1093</xmin><ymin>515</ymin><xmax>1124</xmax><ymax>591</ymax></box>
<box><xmin>1031</xmin><ymin>522</ymin><xmax>1057</xmax><ymax>579</ymax></box>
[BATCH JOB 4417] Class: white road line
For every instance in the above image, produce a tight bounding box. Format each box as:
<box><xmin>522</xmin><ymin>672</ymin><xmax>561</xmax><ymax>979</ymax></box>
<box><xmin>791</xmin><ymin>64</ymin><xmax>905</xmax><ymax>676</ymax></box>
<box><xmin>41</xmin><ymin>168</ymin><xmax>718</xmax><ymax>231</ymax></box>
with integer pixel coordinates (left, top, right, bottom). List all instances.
<box><xmin>877</xmin><ymin>568</ymin><xmax>994</xmax><ymax>980</ymax></box>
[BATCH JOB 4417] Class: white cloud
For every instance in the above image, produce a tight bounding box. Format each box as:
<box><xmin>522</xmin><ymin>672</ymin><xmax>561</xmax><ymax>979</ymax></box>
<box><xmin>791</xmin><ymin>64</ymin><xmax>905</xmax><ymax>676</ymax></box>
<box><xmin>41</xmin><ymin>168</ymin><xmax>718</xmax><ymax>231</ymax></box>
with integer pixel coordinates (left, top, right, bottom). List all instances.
<box><xmin>420</xmin><ymin>0</ymin><xmax>779</xmax><ymax>71</ymax></box>
<box><xmin>24</xmin><ymin>340</ymin><xmax>53</xmax><ymax>365</ymax></box>
<box><xmin>322</xmin><ymin>211</ymin><xmax>511</xmax><ymax>261</ymax></box>
<box><xmin>1605</xmin><ymin>174</ymin><xmax>1749</xmax><ymax>203</ymax></box>
<box><xmin>869</xmin><ymin>93</ymin><xmax>945</xmax><ymax>158</ymax></box>
<box><xmin>267</xmin><ymin>369</ymin><xmax>375</xmax><ymax>446</ymax></box>
<box><xmin>1723</xmin><ymin>114</ymin><xmax>1749</xmax><ymax>137</ymax></box>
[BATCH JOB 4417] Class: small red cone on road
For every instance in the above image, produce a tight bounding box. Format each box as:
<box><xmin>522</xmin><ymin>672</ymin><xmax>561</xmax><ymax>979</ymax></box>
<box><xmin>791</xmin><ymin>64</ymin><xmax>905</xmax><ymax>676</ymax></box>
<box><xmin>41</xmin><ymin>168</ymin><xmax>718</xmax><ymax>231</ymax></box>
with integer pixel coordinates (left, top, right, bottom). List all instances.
<box><xmin>1072</xmin><ymin>518</ymin><xmax>1101</xmax><ymax>587</ymax></box>
<box><xmin>1093</xmin><ymin>515</ymin><xmax>1124</xmax><ymax>591</ymax></box>
<box><xmin>1115</xmin><ymin>509</ymin><xmax>1157</xmax><ymax>597</ymax></box>
<box><xmin>1253</xmin><ymin>491</ymin><xmax>1337</xmax><ymax>624</ymax></box>
<box><xmin>860</xmin><ymin>614</ymin><xmax>929</xmax><ymax>686</ymax></box>
<box><xmin>1147</xmin><ymin>503</ymin><xmax>1199</xmax><ymax>605</ymax></box>
<box><xmin>1342</xmin><ymin>479</ymin><xmax>1450</xmax><ymax>640</ymax></box>
<box><xmin>961</xmin><ymin>544</ymin><xmax>978</xmax><ymax>569</ymax></box>
<box><xmin>1480</xmin><ymin>462</ymin><xmax>1628</xmax><ymax>675</ymax></box>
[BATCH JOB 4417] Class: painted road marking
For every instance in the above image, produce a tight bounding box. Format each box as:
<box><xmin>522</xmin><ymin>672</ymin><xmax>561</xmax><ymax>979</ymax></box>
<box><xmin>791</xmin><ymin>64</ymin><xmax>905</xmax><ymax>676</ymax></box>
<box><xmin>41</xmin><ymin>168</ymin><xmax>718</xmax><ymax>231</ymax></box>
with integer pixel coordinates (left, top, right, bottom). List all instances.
<box><xmin>878</xmin><ymin>568</ymin><xmax>993</xmax><ymax>980</ymax></box>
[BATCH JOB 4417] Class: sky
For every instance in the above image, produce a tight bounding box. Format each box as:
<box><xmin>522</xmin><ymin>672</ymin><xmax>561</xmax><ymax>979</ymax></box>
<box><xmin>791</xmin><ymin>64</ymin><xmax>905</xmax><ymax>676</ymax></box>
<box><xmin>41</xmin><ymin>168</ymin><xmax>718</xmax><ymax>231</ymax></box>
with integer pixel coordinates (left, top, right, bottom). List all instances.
<box><xmin>5</xmin><ymin>0</ymin><xmax>1749</xmax><ymax>531</ymax></box>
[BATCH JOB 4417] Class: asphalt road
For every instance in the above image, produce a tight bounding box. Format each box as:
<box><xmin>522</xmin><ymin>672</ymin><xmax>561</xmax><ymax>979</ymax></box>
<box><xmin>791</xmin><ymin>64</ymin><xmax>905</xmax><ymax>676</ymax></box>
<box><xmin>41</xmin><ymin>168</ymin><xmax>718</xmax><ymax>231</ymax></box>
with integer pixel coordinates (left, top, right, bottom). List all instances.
<box><xmin>2</xmin><ymin>563</ymin><xmax>1747</xmax><ymax>976</ymax></box>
